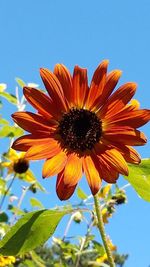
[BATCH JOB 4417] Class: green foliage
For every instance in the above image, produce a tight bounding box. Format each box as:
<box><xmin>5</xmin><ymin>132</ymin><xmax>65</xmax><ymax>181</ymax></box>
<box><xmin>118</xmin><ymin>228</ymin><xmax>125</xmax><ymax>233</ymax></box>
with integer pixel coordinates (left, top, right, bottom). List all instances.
<box><xmin>77</xmin><ymin>187</ymin><xmax>88</xmax><ymax>200</ymax></box>
<box><xmin>125</xmin><ymin>159</ymin><xmax>150</xmax><ymax>202</ymax></box>
<box><xmin>30</xmin><ymin>198</ymin><xmax>44</xmax><ymax>209</ymax></box>
<box><xmin>15</xmin><ymin>78</ymin><xmax>26</xmax><ymax>88</ymax></box>
<box><xmin>0</xmin><ymin>209</ymin><xmax>69</xmax><ymax>256</ymax></box>
<box><xmin>0</xmin><ymin>92</ymin><xmax>17</xmax><ymax>105</ymax></box>
<box><xmin>0</xmin><ymin>125</ymin><xmax>24</xmax><ymax>138</ymax></box>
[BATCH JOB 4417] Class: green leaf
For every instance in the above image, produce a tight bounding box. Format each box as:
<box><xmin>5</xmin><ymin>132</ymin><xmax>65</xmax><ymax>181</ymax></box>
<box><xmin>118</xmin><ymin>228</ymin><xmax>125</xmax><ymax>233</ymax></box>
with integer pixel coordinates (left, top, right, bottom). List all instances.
<box><xmin>0</xmin><ymin>92</ymin><xmax>17</xmax><ymax>105</ymax></box>
<box><xmin>30</xmin><ymin>198</ymin><xmax>44</xmax><ymax>209</ymax></box>
<box><xmin>15</xmin><ymin>78</ymin><xmax>26</xmax><ymax>88</ymax></box>
<box><xmin>92</xmin><ymin>240</ymin><xmax>105</xmax><ymax>256</ymax></box>
<box><xmin>0</xmin><ymin>178</ymin><xmax>6</xmax><ymax>194</ymax></box>
<box><xmin>0</xmin><ymin>212</ymin><xmax>8</xmax><ymax>223</ymax></box>
<box><xmin>77</xmin><ymin>187</ymin><xmax>88</xmax><ymax>200</ymax></box>
<box><xmin>0</xmin><ymin>118</ymin><xmax>9</xmax><ymax>125</ymax></box>
<box><xmin>0</xmin><ymin>125</ymin><xmax>24</xmax><ymax>138</ymax></box>
<box><xmin>124</xmin><ymin>158</ymin><xmax>150</xmax><ymax>202</ymax></box>
<box><xmin>0</xmin><ymin>209</ymin><xmax>70</xmax><ymax>256</ymax></box>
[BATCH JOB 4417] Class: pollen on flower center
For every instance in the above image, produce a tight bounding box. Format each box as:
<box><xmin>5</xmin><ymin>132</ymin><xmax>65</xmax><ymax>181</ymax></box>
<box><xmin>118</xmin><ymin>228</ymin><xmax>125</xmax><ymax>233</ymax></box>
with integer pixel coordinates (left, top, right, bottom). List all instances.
<box><xmin>13</xmin><ymin>158</ymin><xmax>29</xmax><ymax>174</ymax></box>
<box><xmin>57</xmin><ymin>108</ymin><xmax>102</xmax><ymax>152</ymax></box>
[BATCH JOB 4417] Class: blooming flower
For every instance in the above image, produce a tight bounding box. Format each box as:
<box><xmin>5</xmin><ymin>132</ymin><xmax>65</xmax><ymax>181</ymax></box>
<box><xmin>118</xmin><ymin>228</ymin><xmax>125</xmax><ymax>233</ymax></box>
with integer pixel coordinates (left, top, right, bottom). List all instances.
<box><xmin>1</xmin><ymin>149</ymin><xmax>36</xmax><ymax>183</ymax></box>
<box><xmin>11</xmin><ymin>60</ymin><xmax>150</xmax><ymax>200</ymax></box>
<box><xmin>0</xmin><ymin>256</ymin><xmax>15</xmax><ymax>266</ymax></box>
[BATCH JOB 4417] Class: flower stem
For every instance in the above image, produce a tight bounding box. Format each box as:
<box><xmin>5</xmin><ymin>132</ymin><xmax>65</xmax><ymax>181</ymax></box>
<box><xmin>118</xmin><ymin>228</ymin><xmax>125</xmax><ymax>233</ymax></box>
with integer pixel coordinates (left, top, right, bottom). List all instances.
<box><xmin>93</xmin><ymin>194</ymin><xmax>115</xmax><ymax>267</ymax></box>
<box><xmin>0</xmin><ymin>174</ymin><xmax>16</xmax><ymax>211</ymax></box>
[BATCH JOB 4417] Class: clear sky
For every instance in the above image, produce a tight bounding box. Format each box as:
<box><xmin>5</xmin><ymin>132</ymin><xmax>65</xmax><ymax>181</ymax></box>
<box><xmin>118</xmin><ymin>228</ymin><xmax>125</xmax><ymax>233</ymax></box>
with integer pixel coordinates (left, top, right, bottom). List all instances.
<box><xmin>0</xmin><ymin>1</ymin><xmax>150</xmax><ymax>266</ymax></box>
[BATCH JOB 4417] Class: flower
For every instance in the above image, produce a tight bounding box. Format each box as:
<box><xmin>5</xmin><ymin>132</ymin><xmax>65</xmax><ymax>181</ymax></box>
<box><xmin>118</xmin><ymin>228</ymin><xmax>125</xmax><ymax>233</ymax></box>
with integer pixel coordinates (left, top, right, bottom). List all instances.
<box><xmin>11</xmin><ymin>60</ymin><xmax>150</xmax><ymax>200</ymax></box>
<box><xmin>102</xmin><ymin>208</ymin><xmax>112</xmax><ymax>224</ymax></box>
<box><xmin>1</xmin><ymin>149</ymin><xmax>36</xmax><ymax>183</ymax></box>
<box><xmin>0</xmin><ymin>256</ymin><xmax>15</xmax><ymax>266</ymax></box>
<box><xmin>96</xmin><ymin>238</ymin><xmax>116</xmax><ymax>264</ymax></box>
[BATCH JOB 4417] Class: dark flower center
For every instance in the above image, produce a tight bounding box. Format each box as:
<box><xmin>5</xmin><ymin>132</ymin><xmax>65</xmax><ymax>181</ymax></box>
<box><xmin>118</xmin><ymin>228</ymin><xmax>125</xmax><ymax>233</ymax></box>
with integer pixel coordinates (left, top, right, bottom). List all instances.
<box><xmin>13</xmin><ymin>158</ymin><xmax>29</xmax><ymax>174</ymax></box>
<box><xmin>57</xmin><ymin>108</ymin><xmax>102</xmax><ymax>152</ymax></box>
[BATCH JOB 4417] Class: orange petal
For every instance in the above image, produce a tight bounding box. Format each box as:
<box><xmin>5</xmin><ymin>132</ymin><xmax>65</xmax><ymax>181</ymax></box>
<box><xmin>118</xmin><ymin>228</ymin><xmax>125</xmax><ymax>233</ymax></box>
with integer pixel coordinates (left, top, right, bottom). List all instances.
<box><xmin>42</xmin><ymin>151</ymin><xmax>67</xmax><ymax>178</ymax></box>
<box><xmin>106</xmin><ymin>109</ymin><xmax>150</xmax><ymax>128</ymax></box>
<box><xmin>25</xmin><ymin>139</ymin><xmax>61</xmax><ymax>160</ymax></box>
<box><xmin>83</xmin><ymin>155</ymin><xmax>101</xmax><ymax>195</ymax></box>
<box><xmin>72</xmin><ymin>66</ymin><xmax>88</xmax><ymax>108</ymax></box>
<box><xmin>103</xmin><ymin>129</ymin><xmax>147</xmax><ymax>146</ymax></box>
<box><xmin>85</xmin><ymin>60</ymin><xmax>109</xmax><ymax>110</ymax></box>
<box><xmin>95</xmin><ymin>145</ymin><xmax>129</xmax><ymax>176</ymax></box>
<box><xmin>99</xmin><ymin>82</ymin><xmax>137</xmax><ymax>119</ymax></box>
<box><xmin>56</xmin><ymin>170</ymin><xmax>77</xmax><ymax>200</ymax></box>
<box><xmin>12</xmin><ymin>134</ymin><xmax>54</xmax><ymax>151</ymax></box>
<box><xmin>54</xmin><ymin>64</ymin><xmax>72</xmax><ymax>105</ymax></box>
<box><xmin>40</xmin><ymin>68</ymin><xmax>67</xmax><ymax>112</ymax></box>
<box><xmin>23</xmin><ymin>87</ymin><xmax>60</xmax><ymax>120</ymax></box>
<box><xmin>63</xmin><ymin>153</ymin><xmax>82</xmax><ymax>186</ymax></box>
<box><xmin>91</xmin><ymin>70</ymin><xmax>122</xmax><ymax>111</ymax></box>
<box><xmin>112</xmin><ymin>144</ymin><xmax>141</xmax><ymax>164</ymax></box>
<box><xmin>12</xmin><ymin>112</ymin><xmax>56</xmax><ymax>134</ymax></box>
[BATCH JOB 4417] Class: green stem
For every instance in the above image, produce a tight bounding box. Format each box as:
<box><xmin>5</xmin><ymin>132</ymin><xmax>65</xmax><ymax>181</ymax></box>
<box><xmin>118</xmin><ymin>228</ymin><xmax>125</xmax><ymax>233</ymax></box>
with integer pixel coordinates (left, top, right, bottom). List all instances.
<box><xmin>93</xmin><ymin>194</ymin><xmax>115</xmax><ymax>267</ymax></box>
<box><xmin>0</xmin><ymin>174</ymin><xmax>16</xmax><ymax>211</ymax></box>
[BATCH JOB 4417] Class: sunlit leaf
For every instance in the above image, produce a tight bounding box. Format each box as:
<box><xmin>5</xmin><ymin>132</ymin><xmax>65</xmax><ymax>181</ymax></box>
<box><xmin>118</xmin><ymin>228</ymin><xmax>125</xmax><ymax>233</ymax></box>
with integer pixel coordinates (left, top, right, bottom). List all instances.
<box><xmin>0</xmin><ymin>125</ymin><xmax>24</xmax><ymax>138</ymax></box>
<box><xmin>0</xmin><ymin>92</ymin><xmax>17</xmax><ymax>105</ymax></box>
<box><xmin>0</xmin><ymin>118</ymin><xmax>9</xmax><ymax>125</ymax></box>
<box><xmin>30</xmin><ymin>198</ymin><xmax>44</xmax><ymax>209</ymax></box>
<box><xmin>0</xmin><ymin>209</ymin><xmax>70</xmax><ymax>255</ymax></box>
<box><xmin>15</xmin><ymin>78</ymin><xmax>26</xmax><ymax>88</ymax></box>
<box><xmin>33</xmin><ymin>182</ymin><xmax>46</xmax><ymax>193</ymax></box>
<box><xmin>124</xmin><ymin>158</ymin><xmax>150</xmax><ymax>202</ymax></box>
<box><xmin>77</xmin><ymin>187</ymin><xmax>88</xmax><ymax>200</ymax></box>
<box><xmin>19</xmin><ymin>170</ymin><xmax>36</xmax><ymax>183</ymax></box>
<box><xmin>30</xmin><ymin>251</ymin><xmax>45</xmax><ymax>267</ymax></box>
<box><xmin>0</xmin><ymin>84</ymin><xmax>7</xmax><ymax>92</ymax></box>
<box><xmin>0</xmin><ymin>178</ymin><xmax>6</xmax><ymax>194</ymax></box>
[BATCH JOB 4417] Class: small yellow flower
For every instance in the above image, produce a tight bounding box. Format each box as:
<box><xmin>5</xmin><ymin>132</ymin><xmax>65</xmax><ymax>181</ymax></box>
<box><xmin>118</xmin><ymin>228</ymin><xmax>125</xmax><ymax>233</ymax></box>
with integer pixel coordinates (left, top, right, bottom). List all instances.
<box><xmin>96</xmin><ymin>238</ymin><xmax>116</xmax><ymax>264</ymax></box>
<box><xmin>102</xmin><ymin>208</ymin><xmax>112</xmax><ymax>224</ymax></box>
<box><xmin>99</xmin><ymin>184</ymin><xmax>112</xmax><ymax>199</ymax></box>
<box><xmin>107</xmin><ymin>238</ymin><xmax>117</xmax><ymax>252</ymax></box>
<box><xmin>1</xmin><ymin>149</ymin><xmax>36</xmax><ymax>183</ymax></box>
<box><xmin>0</xmin><ymin>256</ymin><xmax>15</xmax><ymax>266</ymax></box>
<box><xmin>96</xmin><ymin>253</ymin><xmax>108</xmax><ymax>263</ymax></box>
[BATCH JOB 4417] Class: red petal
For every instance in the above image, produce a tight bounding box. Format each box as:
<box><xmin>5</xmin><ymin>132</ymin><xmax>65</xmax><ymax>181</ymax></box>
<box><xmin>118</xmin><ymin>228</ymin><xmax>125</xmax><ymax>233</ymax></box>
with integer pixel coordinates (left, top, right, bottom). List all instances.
<box><xmin>12</xmin><ymin>134</ymin><xmax>54</xmax><ymax>151</ymax></box>
<box><xmin>103</xmin><ymin>129</ymin><xmax>147</xmax><ymax>146</ymax></box>
<box><xmin>99</xmin><ymin>82</ymin><xmax>137</xmax><ymax>118</ymax></box>
<box><xmin>91</xmin><ymin>70</ymin><xmax>122</xmax><ymax>111</ymax></box>
<box><xmin>23</xmin><ymin>87</ymin><xmax>60</xmax><ymax>120</ymax></box>
<box><xmin>83</xmin><ymin>155</ymin><xmax>101</xmax><ymax>195</ymax></box>
<box><xmin>12</xmin><ymin>112</ymin><xmax>56</xmax><ymax>134</ymax></box>
<box><xmin>56</xmin><ymin>171</ymin><xmax>77</xmax><ymax>200</ymax></box>
<box><xmin>42</xmin><ymin>151</ymin><xmax>67</xmax><ymax>178</ymax></box>
<box><xmin>72</xmin><ymin>66</ymin><xmax>88</xmax><ymax>108</ymax></box>
<box><xmin>40</xmin><ymin>68</ymin><xmax>67</xmax><ymax>112</ymax></box>
<box><xmin>86</xmin><ymin>60</ymin><xmax>109</xmax><ymax>110</ymax></box>
<box><xmin>54</xmin><ymin>64</ymin><xmax>72</xmax><ymax>105</ymax></box>
<box><xmin>106</xmin><ymin>108</ymin><xmax>150</xmax><ymax>128</ymax></box>
<box><xmin>95</xmin><ymin>144</ymin><xmax>129</xmax><ymax>176</ymax></box>
<box><xmin>25</xmin><ymin>139</ymin><xmax>61</xmax><ymax>160</ymax></box>
<box><xmin>63</xmin><ymin>153</ymin><xmax>82</xmax><ymax>186</ymax></box>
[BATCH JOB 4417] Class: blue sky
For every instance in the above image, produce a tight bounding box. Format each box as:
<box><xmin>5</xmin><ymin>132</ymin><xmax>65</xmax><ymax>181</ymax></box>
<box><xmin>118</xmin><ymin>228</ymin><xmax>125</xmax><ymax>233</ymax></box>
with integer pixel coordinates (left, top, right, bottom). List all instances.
<box><xmin>0</xmin><ymin>1</ymin><xmax>150</xmax><ymax>266</ymax></box>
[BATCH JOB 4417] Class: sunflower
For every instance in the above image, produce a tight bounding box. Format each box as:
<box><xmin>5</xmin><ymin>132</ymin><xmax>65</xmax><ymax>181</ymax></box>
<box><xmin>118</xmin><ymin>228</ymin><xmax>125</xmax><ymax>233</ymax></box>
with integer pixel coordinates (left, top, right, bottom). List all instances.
<box><xmin>1</xmin><ymin>149</ymin><xmax>36</xmax><ymax>183</ymax></box>
<box><xmin>11</xmin><ymin>60</ymin><xmax>150</xmax><ymax>200</ymax></box>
